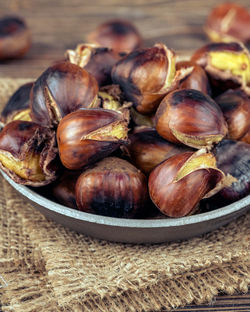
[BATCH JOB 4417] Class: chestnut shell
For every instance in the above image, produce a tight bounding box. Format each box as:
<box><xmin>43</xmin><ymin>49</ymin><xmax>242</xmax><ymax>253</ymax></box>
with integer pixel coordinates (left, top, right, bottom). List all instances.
<box><xmin>75</xmin><ymin>157</ymin><xmax>148</xmax><ymax>218</ymax></box>
<box><xmin>0</xmin><ymin>16</ymin><xmax>31</xmax><ymax>60</ymax></box>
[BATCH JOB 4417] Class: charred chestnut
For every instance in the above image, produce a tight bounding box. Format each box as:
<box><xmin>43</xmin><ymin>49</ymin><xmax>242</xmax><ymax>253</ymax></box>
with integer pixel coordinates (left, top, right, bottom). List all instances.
<box><xmin>66</xmin><ymin>44</ymin><xmax>121</xmax><ymax>86</ymax></box>
<box><xmin>148</xmin><ymin>149</ymin><xmax>232</xmax><ymax>217</ymax></box>
<box><xmin>75</xmin><ymin>157</ymin><xmax>148</xmax><ymax>218</ymax></box>
<box><xmin>0</xmin><ymin>82</ymin><xmax>33</xmax><ymax>124</ymax></box>
<box><xmin>215</xmin><ymin>89</ymin><xmax>250</xmax><ymax>143</ymax></box>
<box><xmin>57</xmin><ymin>108</ymin><xmax>129</xmax><ymax>170</ymax></box>
<box><xmin>0</xmin><ymin>120</ymin><xmax>59</xmax><ymax>186</ymax></box>
<box><xmin>0</xmin><ymin>16</ymin><xmax>31</xmax><ymax>60</ymax></box>
<box><xmin>205</xmin><ymin>3</ymin><xmax>250</xmax><ymax>44</ymax></box>
<box><xmin>87</xmin><ymin>19</ymin><xmax>142</xmax><ymax>53</ymax></box>
<box><xmin>30</xmin><ymin>62</ymin><xmax>99</xmax><ymax>128</ymax></box>
<box><xmin>112</xmin><ymin>43</ymin><xmax>192</xmax><ymax>114</ymax></box>
<box><xmin>191</xmin><ymin>42</ymin><xmax>250</xmax><ymax>95</ymax></box>
<box><xmin>125</xmin><ymin>127</ymin><xmax>191</xmax><ymax>175</ymax></box>
<box><xmin>155</xmin><ymin>89</ymin><xmax>228</xmax><ymax>149</ymax></box>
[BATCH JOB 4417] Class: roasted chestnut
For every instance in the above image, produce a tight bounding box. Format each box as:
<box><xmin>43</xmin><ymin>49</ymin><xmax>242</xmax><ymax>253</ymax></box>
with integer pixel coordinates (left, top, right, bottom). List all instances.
<box><xmin>75</xmin><ymin>157</ymin><xmax>148</xmax><ymax>218</ymax></box>
<box><xmin>0</xmin><ymin>82</ymin><xmax>33</xmax><ymax>124</ymax></box>
<box><xmin>0</xmin><ymin>120</ymin><xmax>59</xmax><ymax>186</ymax></box>
<box><xmin>215</xmin><ymin>89</ymin><xmax>250</xmax><ymax>143</ymax></box>
<box><xmin>52</xmin><ymin>170</ymin><xmax>81</xmax><ymax>209</ymax></box>
<box><xmin>0</xmin><ymin>16</ymin><xmax>31</xmax><ymax>60</ymax></box>
<box><xmin>176</xmin><ymin>61</ymin><xmax>211</xmax><ymax>95</ymax></box>
<box><xmin>207</xmin><ymin>139</ymin><xmax>250</xmax><ymax>206</ymax></box>
<box><xmin>66</xmin><ymin>44</ymin><xmax>121</xmax><ymax>86</ymax></box>
<box><xmin>191</xmin><ymin>42</ymin><xmax>250</xmax><ymax>96</ymax></box>
<box><xmin>87</xmin><ymin>19</ymin><xmax>142</xmax><ymax>53</ymax></box>
<box><xmin>205</xmin><ymin>3</ymin><xmax>250</xmax><ymax>44</ymax></box>
<box><xmin>125</xmin><ymin>127</ymin><xmax>191</xmax><ymax>175</ymax></box>
<box><xmin>155</xmin><ymin>89</ymin><xmax>228</xmax><ymax>149</ymax></box>
<box><xmin>57</xmin><ymin>108</ymin><xmax>129</xmax><ymax>170</ymax></box>
<box><xmin>112</xmin><ymin>43</ymin><xmax>192</xmax><ymax>114</ymax></box>
<box><xmin>148</xmin><ymin>149</ymin><xmax>233</xmax><ymax>217</ymax></box>
<box><xmin>30</xmin><ymin>61</ymin><xmax>99</xmax><ymax>128</ymax></box>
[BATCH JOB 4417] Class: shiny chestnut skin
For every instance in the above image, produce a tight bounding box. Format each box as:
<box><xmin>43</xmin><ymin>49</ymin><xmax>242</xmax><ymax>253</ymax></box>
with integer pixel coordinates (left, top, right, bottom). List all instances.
<box><xmin>0</xmin><ymin>82</ymin><xmax>33</xmax><ymax>124</ymax></box>
<box><xmin>0</xmin><ymin>120</ymin><xmax>59</xmax><ymax>186</ymax></box>
<box><xmin>176</xmin><ymin>61</ymin><xmax>211</xmax><ymax>95</ymax></box>
<box><xmin>191</xmin><ymin>42</ymin><xmax>250</xmax><ymax>96</ymax></box>
<box><xmin>57</xmin><ymin>108</ymin><xmax>129</xmax><ymax>170</ymax></box>
<box><xmin>0</xmin><ymin>16</ymin><xmax>31</xmax><ymax>60</ymax></box>
<box><xmin>87</xmin><ymin>19</ymin><xmax>142</xmax><ymax>53</ymax></box>
<box><xmin>75</xmin><ymin>157</ymin><xmax>148</xmax><ymax>218</ymax></box>
<box><xmin>205</xmin><ymin>3</ymin><xmax>250</xmax><ymax>44</ymax></box>
<box><xmin>125</xmin><ymin>127</ymin><xmax>191</xmax><ymax>175</ymax></box>
<box><xmin>30</xmin><ymin>61</ymin><xmax>99</xmax><ymax>128</ymax></box>
<box><xmin>215</xmin><ymin>89</ymin><xmax>250</xmax><ymax>143</ymax></box>
<box><xmin>155</xmin><ymin>89</ymin><xmax>228</xmax><ymax>149</ymax></box>
<box><xmin>112</xmin><ymin>43</ymin><xmax>189</xmax><ymax>115</ymax></box>
<box><xmin>208</xmin><ymin>139</ymin><xmax>250</xmax><ymax>206</ymax></box>
<box><xmin>52</xmin><ymin>170</ymin><xmax>81</xmax><ymax>209</ymax></box>
<box><xmin>66</xmin><ymin>44</ymin><xmax>122</xmax><ymax>86</ymax></box>
<box><xmin>148</xmin><ymin>150</ymin><xmax>225</xmax><ymax>217</ymax></box>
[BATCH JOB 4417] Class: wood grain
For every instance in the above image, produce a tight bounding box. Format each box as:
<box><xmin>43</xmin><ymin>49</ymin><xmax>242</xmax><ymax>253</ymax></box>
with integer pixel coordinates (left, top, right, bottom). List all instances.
<box><xmin>0</xmin><ymin>0</ymin><xmax>249</xmax><ymax>311</ymax></box>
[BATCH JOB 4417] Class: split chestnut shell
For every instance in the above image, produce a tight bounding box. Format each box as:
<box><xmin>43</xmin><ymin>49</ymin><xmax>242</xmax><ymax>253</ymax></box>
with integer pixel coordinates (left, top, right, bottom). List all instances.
<box><xmin>155</xmin><ymin>89</ymin><xmax>228</xmax><ymax>149</ymax></box>
<box><xmin>112</xmin><ymin>43</ymin><xmax>190</xmax><ymax>114</ymax></box>
<box><xmin>75</xmin><ymin>157</ymin><xmax>148</xmax><ymax>218</ymax></box>
<box><xmin>0</xmin><ymin>120</ymin><xmax>59</xmax><ymax>186</ymax></box>
<box><xmin>148</xmin><ymin>150</ymin><xmax>228</xmax><ymax>217</ymax></box>
<box><xmin>57</xmin><ymin>108</ymin><xmax>129</xmax><ymax>170</ymax></box>
<box><xmin>191</xmin><ymin>42</ymin><xmax>250</xmax><ymax>95</ymax></box>
<box><xmin>66</xmin><ymin>44</ymin><xmax>121</xmax><ymax>86</ymax></box>
<box><xmin>30</xmin><ymin>62</ymin><xmax>99</xmax><ymax>128</ymax></box>
<box><xmin>0</xmin><ymin>82</ymin><xmax>33</xmax><ymax>125</ymax></box>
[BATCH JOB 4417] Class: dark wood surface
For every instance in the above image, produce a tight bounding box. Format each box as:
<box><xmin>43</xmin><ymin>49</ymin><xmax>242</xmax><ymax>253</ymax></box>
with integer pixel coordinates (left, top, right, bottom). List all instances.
<box><xmin>0</xmin><ymin>0</ymin><xmax>249</xmax><ymax>311</ymax></box>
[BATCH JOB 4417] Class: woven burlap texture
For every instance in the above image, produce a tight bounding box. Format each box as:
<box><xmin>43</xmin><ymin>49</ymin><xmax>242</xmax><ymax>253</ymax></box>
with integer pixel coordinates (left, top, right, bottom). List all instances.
<box><xmin>0</xmin><ymin>78</ymin><xmax>249</xmax><ymax>312</ymax></box>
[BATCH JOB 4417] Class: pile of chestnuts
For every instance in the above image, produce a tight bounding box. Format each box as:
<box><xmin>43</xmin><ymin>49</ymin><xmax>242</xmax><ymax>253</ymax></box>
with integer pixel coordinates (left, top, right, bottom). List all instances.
<box><xmin>0</xmin><ymin>11</ymin><xmax>250</xmax><ymax>220</ymax></box>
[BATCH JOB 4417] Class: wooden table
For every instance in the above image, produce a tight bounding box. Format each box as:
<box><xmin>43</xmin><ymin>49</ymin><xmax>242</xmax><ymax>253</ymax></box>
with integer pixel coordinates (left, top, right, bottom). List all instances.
<box><xmin>0</xmin><ymin>0</ymin><xmax>249</xmax><ymax>311</ymax></box>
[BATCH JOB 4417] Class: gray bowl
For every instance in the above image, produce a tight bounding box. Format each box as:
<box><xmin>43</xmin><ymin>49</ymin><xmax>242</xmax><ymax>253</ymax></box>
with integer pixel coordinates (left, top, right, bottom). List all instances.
<box><xmin>2</xmin><ymin>171</ymin><xmax>250</xmax><ymax>244</ymax></box>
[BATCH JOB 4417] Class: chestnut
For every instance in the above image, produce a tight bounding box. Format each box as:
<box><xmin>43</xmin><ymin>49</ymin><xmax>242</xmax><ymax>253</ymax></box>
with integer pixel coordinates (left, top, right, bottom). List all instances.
<box><xmin>176</xmin><ymin>61</ymin><xmax>211</xmax><ymax>95</ymax></box>
<box><xmin>30</xmin><ymin>61</ymin><xmax>99</xmax><ymax>128</ymax></box>
<box><xmin>125</xmin><ymin>127</ymin><xmax>191</xmax><ymax>175</ymax></box>
<box><xmin>87</xmin><ymin>19</ymin><xmax>142</xmax><ymax>53</ymax></box>
<box><xmin>112</xmin><ymin>43</ymin><xmax>192</xmax><ymax>114</ymax></box>
<box><xmin>148</xmin><ymin>149</ymin><xmax>232</xmax><ymax>217</ymax></box>
<box><xmin>52</xmin><ymin>170</ymin><xmax>81</xmax><ymax>209</ymax></box>
<box><xmin>0</xmin><ymin>120</ymin><xmax>59</xmax><ymax>186</ymax></box>
<box><xmin>75</xmin><ymin>157</ymin><xmax>148</xmax><ymax>218</ymax></box>
<box><xmin>130</xmin><ymin>108</ymin><xmax>155</xmax><ymax>128</ymax></box>
<box><xmin>0</xmin><ymin>16</ymin><xmax>31</xmax><ymax>60</ymax></box>
<box><xmin>215</xmin><ymin>89</ymin><xmax>250</xmax><ymax>143</ymax></box>
<box><xmin>191</xmin><ymin>42</ymin><xmax>250</xmax><ymax>96</ymax></box>
<box><xmin>205</xmin><ymin>3</ymin><xmax>250</xmax><ymax>44</ymax></box>
<box><xmin>57</xmin><ymin>108</ymin><xmax>129</xmax><ymax>170</ymax></box>
<box><xmin>207</xmin><ymin>139</ymin><xmax>250</xmax><ymax>206</ymax></box>
<box><xmin>155</xmin><ymin>89</ymin><xmax>228</xmax><ymax>149</ymax></box>
<box><xmin>0</xmin><ymin>82</ymin><xmax>33</xmax><ymax>124</ymax></box>
<box><xmin>66</xmin><ymin>44</ymin><xmax>122</xmax><ymax>86</ymax></box>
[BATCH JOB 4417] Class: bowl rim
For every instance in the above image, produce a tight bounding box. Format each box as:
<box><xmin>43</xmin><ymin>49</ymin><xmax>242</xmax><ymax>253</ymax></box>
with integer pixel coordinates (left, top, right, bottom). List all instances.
<box><xmin>2</xmin><ymin>170</ymin><xmax>250</xmax><ymax>229</ymax></box>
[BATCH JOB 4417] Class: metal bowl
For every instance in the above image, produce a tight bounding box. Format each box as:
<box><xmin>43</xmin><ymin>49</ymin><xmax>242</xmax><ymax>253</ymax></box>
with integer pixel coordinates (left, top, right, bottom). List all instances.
<box><xmin>2</xmin><ymin>171</ymin><xmax>250</xmax><ymax>244</ymax></box>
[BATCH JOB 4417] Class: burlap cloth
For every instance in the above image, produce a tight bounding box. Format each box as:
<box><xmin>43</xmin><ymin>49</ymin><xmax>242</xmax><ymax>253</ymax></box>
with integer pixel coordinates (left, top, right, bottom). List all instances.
<box><xmin>0</xmin><ymin>78</ymin><xmax>249</xmax><ymax>312</ymax></box>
